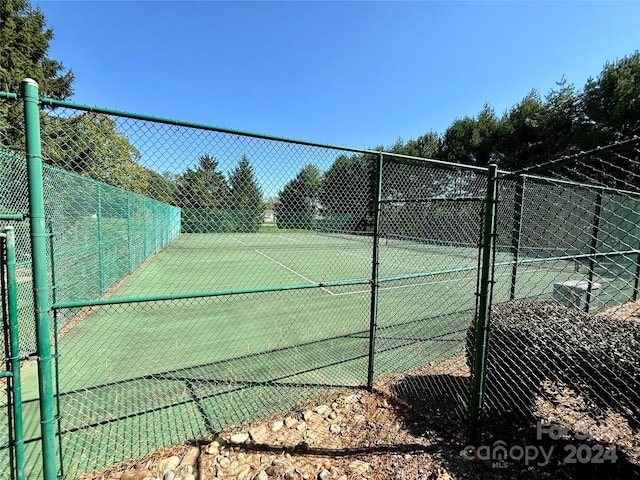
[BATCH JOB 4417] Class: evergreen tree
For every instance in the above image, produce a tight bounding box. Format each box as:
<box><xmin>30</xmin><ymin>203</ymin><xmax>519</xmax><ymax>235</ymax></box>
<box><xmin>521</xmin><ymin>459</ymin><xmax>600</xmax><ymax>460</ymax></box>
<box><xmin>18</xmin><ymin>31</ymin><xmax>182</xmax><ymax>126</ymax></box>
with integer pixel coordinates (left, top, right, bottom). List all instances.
<box><xmin>175</xmin><ymin>155</ymin><xmax>232</xmax><ymax>233</ymax></box>
<box><xmin>228</xmin><ymin>155</ymin><xmax>263</xmax><ymax>232</ymax></box>
<box><xmin>497</xmin><ymin>90</ymin><xmax>547</xmax><ymax>170</ymax></box>
<box><xmin>275</xmin><ymin>164</ymin><xmax>321</xmax><ymax>230</ymax></box>
<box><xmin>582</xmin><ymin>52</ymin><xmax>640</xmax><ymax>146</ymax></box>
<box><xmin>441</xmin><ymin>104</ymin><xmax>500</xmax><ymax>167</ymax></box>
<box><xmin>0</xmin><ymin>0</ymin><xmax>74</xmax><ymax>148</ymax></box>
<box><xmin>320</xmin><ymin>154</ymin><xmax>371</xmax><ymax>233</ymax></box>
<box><xmin>175</xmin><ymin>155</ymin><xmax>230</xmax><ymax>209</ymax></box>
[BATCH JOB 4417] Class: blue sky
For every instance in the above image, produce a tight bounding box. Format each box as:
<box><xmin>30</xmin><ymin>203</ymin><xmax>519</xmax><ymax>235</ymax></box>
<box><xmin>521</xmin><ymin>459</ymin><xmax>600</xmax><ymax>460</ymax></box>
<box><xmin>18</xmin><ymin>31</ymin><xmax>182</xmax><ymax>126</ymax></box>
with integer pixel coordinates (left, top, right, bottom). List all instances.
<box><xmin>34</xmin><ymin>0</ymin><xmax>639</xmax><ymax>151</ymax></box>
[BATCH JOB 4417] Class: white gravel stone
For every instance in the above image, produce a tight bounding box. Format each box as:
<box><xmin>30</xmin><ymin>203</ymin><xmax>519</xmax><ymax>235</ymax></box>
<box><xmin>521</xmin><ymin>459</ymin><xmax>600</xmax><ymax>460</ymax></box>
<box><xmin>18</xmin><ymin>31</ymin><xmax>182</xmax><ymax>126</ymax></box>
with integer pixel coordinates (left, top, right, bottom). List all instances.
<box><xmin>230</xmin><ymin>433</ymin><xmax>250</xmax><ymax>444</ymax></box>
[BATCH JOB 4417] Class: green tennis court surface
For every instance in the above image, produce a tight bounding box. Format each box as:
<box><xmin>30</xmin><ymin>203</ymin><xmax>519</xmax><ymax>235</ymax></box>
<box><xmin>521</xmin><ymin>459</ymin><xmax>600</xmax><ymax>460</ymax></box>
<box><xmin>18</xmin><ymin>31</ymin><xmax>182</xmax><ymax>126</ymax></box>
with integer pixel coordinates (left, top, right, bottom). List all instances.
<box><xmin>15</xmin><ymin>232</ymin><xmax>635</xmax><ymax>478</ymax></box>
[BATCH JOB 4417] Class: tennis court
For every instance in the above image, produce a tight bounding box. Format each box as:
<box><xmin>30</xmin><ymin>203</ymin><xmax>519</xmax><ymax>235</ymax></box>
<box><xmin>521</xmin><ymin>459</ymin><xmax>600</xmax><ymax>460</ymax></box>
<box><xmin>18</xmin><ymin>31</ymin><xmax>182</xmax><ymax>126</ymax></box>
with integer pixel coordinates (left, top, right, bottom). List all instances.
<box><xmin>11</xmin><ymin>231</ymin><xmax>491</xmax><ymax>475</ymax></box>
<box><xmin>13</xmin><ymin>227</ymin><xmax>636</xmax><ymax>477</ymax></box>
<box><xmin>2</xmin><ymin>85</ymin><xmax>638</xmax><ymax>480</ymax></box>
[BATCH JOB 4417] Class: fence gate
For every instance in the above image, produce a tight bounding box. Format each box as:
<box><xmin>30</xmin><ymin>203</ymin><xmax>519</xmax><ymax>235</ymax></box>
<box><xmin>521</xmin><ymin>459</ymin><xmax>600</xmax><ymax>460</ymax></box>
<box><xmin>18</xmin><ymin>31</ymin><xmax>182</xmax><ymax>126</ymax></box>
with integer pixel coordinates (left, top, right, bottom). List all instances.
<box><xmin>374</xmin><ymin>154</ymin><xmax>489</xmax><ymax>428</ymax></box>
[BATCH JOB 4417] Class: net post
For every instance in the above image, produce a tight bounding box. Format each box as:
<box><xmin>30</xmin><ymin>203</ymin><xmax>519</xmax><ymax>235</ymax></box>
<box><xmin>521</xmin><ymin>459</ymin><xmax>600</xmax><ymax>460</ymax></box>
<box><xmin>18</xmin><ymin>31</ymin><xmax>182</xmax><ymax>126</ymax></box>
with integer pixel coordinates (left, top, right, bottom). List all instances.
<box><xmin>468</xmin><ymin>163</ymin><xmax>498</xmax><ymax>444</ymax></box>
<box><xmin>509</xmin><ymin>176</ymin><xmax>525</xmax><ymax>300</ymax></box>
<box><xmin>22</xmin><ymin>78</ymin><xmax>58</xmax><ymax>480</ymax></box>
<box><xmin>367</xmin><ymin>152</ymin><xmax>384</xmax><ymax>390</ymax></box>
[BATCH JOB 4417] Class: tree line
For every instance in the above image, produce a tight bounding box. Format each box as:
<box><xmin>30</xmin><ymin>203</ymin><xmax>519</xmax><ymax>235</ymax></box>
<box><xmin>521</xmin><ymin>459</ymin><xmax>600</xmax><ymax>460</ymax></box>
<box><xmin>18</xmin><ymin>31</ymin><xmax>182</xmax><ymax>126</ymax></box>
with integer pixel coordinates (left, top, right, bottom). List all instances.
<box><xmin>1</xmin><ymin>0</ymin><xmax>639</xmax><ymax>234</ymax></box>
<box><xmin>383</xmin><ymin>52</ymin><xmax>640</xmax><ymax>169</ymax></box>
<box><xmin>276</xmin><ymin>51</ymin><xmax>640</xmax><ymax>231</ymax></box>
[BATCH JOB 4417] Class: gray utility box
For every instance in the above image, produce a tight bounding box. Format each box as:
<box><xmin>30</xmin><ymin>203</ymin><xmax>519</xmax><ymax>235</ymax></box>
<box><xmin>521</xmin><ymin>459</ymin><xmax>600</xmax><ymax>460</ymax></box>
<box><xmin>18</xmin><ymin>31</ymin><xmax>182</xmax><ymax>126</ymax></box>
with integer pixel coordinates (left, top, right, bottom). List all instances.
<box><xmin>553</xmin><ymin>280</ymin><xmax>601</xmax><ymax>310</ymax></box>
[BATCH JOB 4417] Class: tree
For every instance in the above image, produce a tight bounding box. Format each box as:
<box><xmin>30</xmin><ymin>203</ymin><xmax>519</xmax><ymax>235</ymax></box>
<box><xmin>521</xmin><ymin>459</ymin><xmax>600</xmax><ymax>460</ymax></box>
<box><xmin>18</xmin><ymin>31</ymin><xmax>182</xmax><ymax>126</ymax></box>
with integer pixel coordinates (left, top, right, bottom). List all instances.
<box><xmin>497</xmin><ymin>90</ymin><xmax>547</xmax><ymax>170</ymax></box>
<box><xmin>496</xmin><ymin>85</ymin><xmax>581</xmax><ymax>171</ymax></box>
<box><xmin>175</xmin><ymin>154</ymin><xmax>229</xmax><ymax>209</ymax></box>
<box><xmin>320</xmin><ymin>154</ymin><xmax>371</xmax><ymax>232</ymax></box>
<box><xmin>0</xmin><ymin>0</ymin><xmax>74</xmax><ymax>148</ymax></box>
<box><xmin>541</xmin><ymin>83</ymin><xmax>583</xmax><ymax>158</ymax></box>
<box><xmin>275</xmin><ymin>164</ymin><xmax>321</xmax><ymax>230</ymax></box>
<box><xmin>146</xmin><ymin>170</ymin><xmax>177</xmax><ymax>205</ymax></box>
<box><xmin>581</xmin><ymin>52</ymin><xmax>640</xmax><ymax>147</ymax></box>
<box><xmin>441</xmin><ymin>104</ymin><xmax>500</xmax><ymax>167</ymax></box>
<box><xmin>228</xmin><ymin>155</ymin><xmax>263</xmax><ymax>232</ymax></box>
<box><xmin>39</xmin><ymin>112</ymin><xmax>160</xmax><ymax>195</ymax></box>
<box><xmin>402</xmin><ymin>131</ymin><xmax>442</xmax><ymax>159</ymax></box>
<box><xmin>175</xmin><ymin>155</ymin><xmax>231</xmax><ymax>233</ymax></box>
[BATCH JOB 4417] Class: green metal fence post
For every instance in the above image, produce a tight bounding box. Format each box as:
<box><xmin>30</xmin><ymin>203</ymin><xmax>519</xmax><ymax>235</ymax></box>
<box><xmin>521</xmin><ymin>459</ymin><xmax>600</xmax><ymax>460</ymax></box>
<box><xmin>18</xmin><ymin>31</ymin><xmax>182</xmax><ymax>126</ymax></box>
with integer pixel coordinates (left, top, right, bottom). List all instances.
<box><xmin>0</xmin><ymin>232</ymin><xmax>13</xmax><ymax>480</ymax></box>
<box><xmin>48</xmin><ymin>221</ymin><xmax>64</xmax><ymax>479</ymax></box>
<box><xmin>633</xmin><ymin>250</ymin><xmax>640</xmax><ymax>301</ymax></box>
<box><xmin>367</xmin><ymin>153</ymin><xmax>384</xmax><ymax>389</ymax></box>
<box><xmin>4</xmin><ymin>227</ymin><xmax>26</xmax><ymax>480</ymax></box>
<box><xmin>0</xmin><ymin>232</ymin><xmax>11</xmax><ymax>480</ymax></box>
<box><xmin>586</xmin><ymin>191</ymin><xmax>602</xmax><ymax>313</ymax></box>
<box><xmin>144</xmin><ymin>197</ymin><xmax>149</xmax><ymax>258</ymax></box>
<box><xmin>97</xmin><ymin>184</ymin><xmax>105</xmax><ymax>295</ymax></box>
<box><xmin>509</xmin><ymin>176</ymin><xmax>525</xmax><ymax>301</ymax></box>
<box><xmin>127</xmin><ymin>194</ymin><xmax>133</xmax><ymax>274</ymax></box>
<box><xmin>468</xmin><ymin>164</ymin><xmax>498</xmax><ymax>444</ymax></box>
<box><xmin>22</xmin><ymin>78</ymin><xmax>57</xmax><ymax>480</ymax></box>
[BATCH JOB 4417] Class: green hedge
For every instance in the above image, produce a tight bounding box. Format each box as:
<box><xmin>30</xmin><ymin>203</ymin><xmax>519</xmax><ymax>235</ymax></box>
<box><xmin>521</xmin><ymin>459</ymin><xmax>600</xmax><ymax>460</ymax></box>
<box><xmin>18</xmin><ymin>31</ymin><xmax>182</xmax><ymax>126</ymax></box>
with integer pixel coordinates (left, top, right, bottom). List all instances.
<box><xmin>275</xmin><ymin>211</ymin><xmax>315</xmax><ymax>230</ymax></box>
<box><xmin>182</xmin><ymin>208</ymin><xmax>263</xmax><ymax>233</ymax></box>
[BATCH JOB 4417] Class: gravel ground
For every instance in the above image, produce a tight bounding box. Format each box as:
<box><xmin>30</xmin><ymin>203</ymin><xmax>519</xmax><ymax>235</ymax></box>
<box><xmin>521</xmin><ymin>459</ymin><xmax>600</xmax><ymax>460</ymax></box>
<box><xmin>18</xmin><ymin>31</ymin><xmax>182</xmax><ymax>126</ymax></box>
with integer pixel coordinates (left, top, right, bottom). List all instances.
<box><xmin>82</xmin><ymin>377</ymin><xmax>472</xmax><ymax>480</ymax></box>
<box><xmin>81</xmin><ymin>301</ymin><xmax>640</xmax><ymax>480</ymax></box>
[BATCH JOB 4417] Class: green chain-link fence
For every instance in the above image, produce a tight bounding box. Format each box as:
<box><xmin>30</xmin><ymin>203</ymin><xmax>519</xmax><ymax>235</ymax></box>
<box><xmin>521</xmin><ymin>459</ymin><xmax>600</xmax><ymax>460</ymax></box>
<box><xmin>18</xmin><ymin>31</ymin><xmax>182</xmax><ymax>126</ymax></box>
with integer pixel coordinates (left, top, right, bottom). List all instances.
<box><xmin>468</xmin><ymin>138</ymin><xmax>640</xmax><ymax>470</ymax></box>
<box><xmin>1</xmin><ymin>81</ymin><xmax>639</xmax><ymax>479</ymax></box>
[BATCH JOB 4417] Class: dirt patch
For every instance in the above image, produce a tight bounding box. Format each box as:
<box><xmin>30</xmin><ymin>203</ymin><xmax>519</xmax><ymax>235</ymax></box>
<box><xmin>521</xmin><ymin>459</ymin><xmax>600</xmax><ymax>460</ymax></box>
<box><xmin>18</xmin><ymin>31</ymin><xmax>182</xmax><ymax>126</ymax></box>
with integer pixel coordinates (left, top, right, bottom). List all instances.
<box><xmin>79</xmin><ymin>353</ymin><xmax>640</xmax><ymax>480</ymax></box>
<box><xmin>78</xmin><ymin>300</ymin><xmax>640</xmax><ymax>480</ymax></box>
<box><xmin>82</xmin><ymin>380</ymin><xmax>473</xmax><ymax>480</ymax></box>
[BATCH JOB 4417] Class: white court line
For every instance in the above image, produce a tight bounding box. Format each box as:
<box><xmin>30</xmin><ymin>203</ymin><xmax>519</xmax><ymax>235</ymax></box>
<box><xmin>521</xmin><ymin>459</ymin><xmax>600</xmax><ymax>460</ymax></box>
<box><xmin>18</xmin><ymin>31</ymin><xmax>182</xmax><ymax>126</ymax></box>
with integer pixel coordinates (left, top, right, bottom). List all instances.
<box><xmin>254</xmin><ymin>249</ymin><xmax>335</xmax><ymax>295</ymax></box>
<box><xmin>278</xmin><ymin>235</ymin><xmax>303</xmax><ymax>243</ymax></box>
<box><xmin>229</xmin><ymin>235</ymin><xmax>247</xmax><ymax>246</ymax></box>
<box><xmin>338</xmin><ymin>248</ymin><xmax>415</xmax><ymax>270</ymax></box>
<box><xmin>330</xmin><ymin>276</ymin><xmax>471</xmax><ymax>297</ymax></box>
<box><xmin>329</xmin><ymin>270</ymin><xmax>513</xmax><ymax>297</ymax></box>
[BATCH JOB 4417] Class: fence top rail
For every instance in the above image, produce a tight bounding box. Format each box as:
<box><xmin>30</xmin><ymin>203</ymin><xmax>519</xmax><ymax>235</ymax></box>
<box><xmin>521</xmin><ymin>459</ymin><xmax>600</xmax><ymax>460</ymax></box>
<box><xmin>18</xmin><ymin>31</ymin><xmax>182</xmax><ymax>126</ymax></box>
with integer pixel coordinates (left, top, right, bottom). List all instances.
<box><xmin>515</xmin><ymin>172</ymin><xmax>640</xmax><ymax>199</ymax></box>
<box><xmin>36</xmin><ymin>95</ymin><xmax>492</xmax><ymax>173</ymax></box>
<box><xmin>499</xmin><ymin>135</ymin><xmax>640</xmax><ymax>180</ymax></box>
<box><xmin>0</xmin><ymin>91</ymin><xmax>19</xmax><ymax>101</ymax></box>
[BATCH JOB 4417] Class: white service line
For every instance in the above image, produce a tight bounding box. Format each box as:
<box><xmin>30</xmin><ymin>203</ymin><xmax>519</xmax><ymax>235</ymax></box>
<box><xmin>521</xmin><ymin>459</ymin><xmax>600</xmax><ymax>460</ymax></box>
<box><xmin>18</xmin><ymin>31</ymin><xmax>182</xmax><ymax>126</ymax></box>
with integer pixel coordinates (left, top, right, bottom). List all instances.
<box><xmin>254</xmin><ymin>249</ymin><xmax>335</xmax><ymax>295</ymax></box>
<box><xmin>278</xmin><ymin>235</ymin><xmax>304</xmax><ymax>243</ymax></box>
<box><xmin>229</xmin><ymin>235</ymin><xmax>247</xmax><ymax>246</ymax></box>
<box><xmin>329</xmin><ymin>270</ymin><xmax>513</xmax><ymax>297</ymax></box>
<box><xmin>330</xmin><ymin>276</ymin><xmax>471</xmax><ymax>297</ymax></box>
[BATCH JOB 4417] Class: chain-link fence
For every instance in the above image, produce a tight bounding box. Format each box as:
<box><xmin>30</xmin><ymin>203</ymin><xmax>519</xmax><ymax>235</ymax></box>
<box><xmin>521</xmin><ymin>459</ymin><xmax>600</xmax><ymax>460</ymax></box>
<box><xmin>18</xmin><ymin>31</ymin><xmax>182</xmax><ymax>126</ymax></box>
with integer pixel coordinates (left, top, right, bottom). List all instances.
<box><xmin>1</xmin><ymin>83</ymin><xmax>639</xmax><ymax>479</ymax></box>
<box><xmin>375</xmin><ymin>159</ymin><xmax>487</xmax><ymax>432</ymax></box>
<box><xmin>472</xmin><ymin>138</ymin><xmax>640</xmax><ymax>471</ymax></box>
<box><xmin>0</xmin><ymin>92</ymin><xmax>33</xmax><ymax>480</ymax></box>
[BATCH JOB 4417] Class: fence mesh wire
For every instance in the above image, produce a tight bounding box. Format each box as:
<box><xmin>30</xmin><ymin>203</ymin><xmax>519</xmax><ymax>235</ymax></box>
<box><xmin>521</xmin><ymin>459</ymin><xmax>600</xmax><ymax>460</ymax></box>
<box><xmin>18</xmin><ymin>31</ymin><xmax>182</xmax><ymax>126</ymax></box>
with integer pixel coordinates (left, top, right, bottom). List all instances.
<box><xmin>30</xmin><ymin>105</ymin><xmax>491</xmax><ymax>478</ymax></box>
<box><xmin>374</xmin><ymin>158</ymin><xmax>487</xmax><ymax>430</ymax></box>
<box><xmin>0</xmin><ymin>120</ymin><xmax>33</xmax><ymax>480</ymax></box>
<box><xmin>479</xmin><ymin>138</ymin><xmax>640</xmax><ymax>470</ymax></box>
<box><xmin>1</xmin><ymin>90</ymin><xmax>639</xmax><ymax>479</ymax></box>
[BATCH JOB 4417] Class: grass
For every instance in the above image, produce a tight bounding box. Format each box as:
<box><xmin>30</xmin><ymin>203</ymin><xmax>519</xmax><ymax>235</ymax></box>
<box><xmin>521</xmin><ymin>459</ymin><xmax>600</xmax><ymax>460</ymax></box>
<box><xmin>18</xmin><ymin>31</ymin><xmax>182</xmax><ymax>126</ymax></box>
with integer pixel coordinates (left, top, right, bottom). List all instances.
<box><xmin>6</xmin><ymin>231</ymin><xmax>639</xmax><ymax>479</ymax></box>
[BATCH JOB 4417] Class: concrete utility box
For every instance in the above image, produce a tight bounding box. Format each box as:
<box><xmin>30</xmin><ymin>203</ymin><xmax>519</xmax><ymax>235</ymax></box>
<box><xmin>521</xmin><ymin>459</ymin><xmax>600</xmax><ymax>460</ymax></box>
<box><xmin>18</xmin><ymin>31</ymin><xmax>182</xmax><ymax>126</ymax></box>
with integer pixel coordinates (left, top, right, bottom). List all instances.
<box><xmin>553</xmin><ymin>280</ymin><xmax>601</xmax><ymax>310</ymax></box>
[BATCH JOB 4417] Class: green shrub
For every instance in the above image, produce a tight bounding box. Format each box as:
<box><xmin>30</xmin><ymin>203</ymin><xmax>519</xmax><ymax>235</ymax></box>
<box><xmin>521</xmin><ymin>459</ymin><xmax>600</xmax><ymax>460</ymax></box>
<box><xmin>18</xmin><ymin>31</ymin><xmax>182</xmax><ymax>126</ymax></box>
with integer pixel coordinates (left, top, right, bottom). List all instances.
<box><xmin>181</xmin><ymin>208</ymin><xmax>262</xmax><ymax>233</ymax></box>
